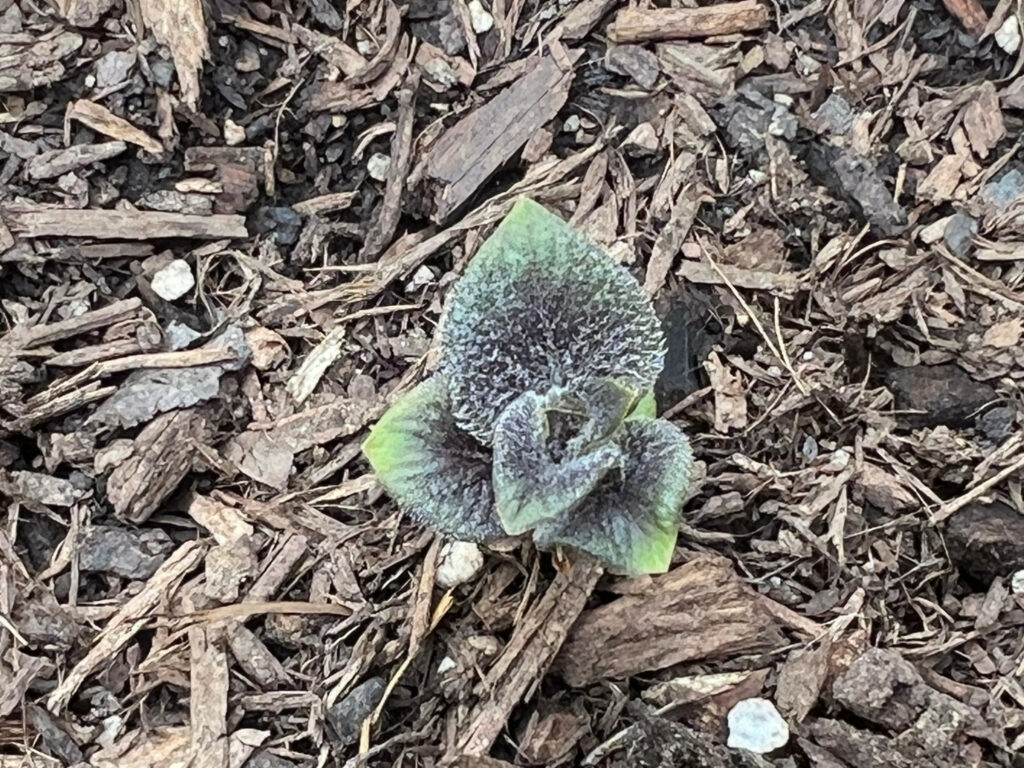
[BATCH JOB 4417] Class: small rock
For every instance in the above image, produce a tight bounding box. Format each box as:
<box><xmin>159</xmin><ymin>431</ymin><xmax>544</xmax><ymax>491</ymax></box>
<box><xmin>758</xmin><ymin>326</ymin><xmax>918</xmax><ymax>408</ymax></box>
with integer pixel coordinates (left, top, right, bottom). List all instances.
<box><xmin>767</xmin><ymin>103</ymin><xmax>798</xmax><ymax>139</ymax></box>
<box><xmin>8</xmin><ymin>471</ymin><xmax>79</xmax><ymax>507</ymax></box>
<box><xmin>165</xmin><ymin>319</ymin><xmax>203</xmax><ymax>349</ymax></box>
<box><xmin>467</xmin><ymin>0</ymin><xmax>493</xmax><ymax>33</ymax></box>
<box><xmin>622</xmin><ymin>122</ymin><xmax>659</xmax><ymax>154</ymax></box>
<box><xmin>326</xmin><ymin>677</ymin><xmax>385</xmax><ymax>749</ymax></box>
<box><xmin>204</xmin><ymin>539</ymin><xmax>259</xmax><ymax>602</ymax></box>
<box><xmin>722</xmin><ymin>86</ymin><xmax>776</xmax><ymax>154</ymax></box>
<box><xmin>943</xmin><ymin>211</ymin><xmax>977</xmax><ymax>258</ymax></box>
<box><xmin>981</xmin><ymin>168</ymin><xmax>1024</xmax><ymax>209</ymax></box>
<box><xmin>423</xmin><ymin>56</ymin><xmax>459</xmax><ymax>89</ymax></box>
<box><xmin>995</xmin><ymin>16</ymin><xmax>1022</xmax><ymax>55</ymax></box>
<box><xmin>26</xmin><ymin>705</ymin><xmax>83</xmax><ymax>765</ymax></box>
<box><xmin>436</xmin><ymin>10</ymin><xmax>467</xmax><ymax>55</ymax></box>
<box><xmin>562</xmin><ymin>114</ymin><xmax>581</xmax><ymax>133</ymax></box>
<box><xmin>139</xmin><ymin>190</ymin><xmax>213</xmax><ymax>216</ymax></box>
<box><xmin>977</xmin><ymin>405</ymin><xmax>1016</xmax><ymax>442</ymax></box>
<box><xmin>367</xmin><ymin>152</ymin><xmax>391</xmax><ymax>181</ymax></box>
<box><xmin>1011</xmin><ymin>570</ymin><xmax>1024</xmax><ymax>595</ymax></box>
<box><xmin>150</xmin><ymin>59</ymin><xmax>175</xmax><ymax>88</ymax></box>
<box><xmin>946</xmin><ymin>501</ymin><xmax>1024</xmax><ymax>583</ymax></box>
<box><xmin>811</xmin><ymin>91</ymin><xmax>854</xmax><ymax>136</ymax></box>
<box><xmin>347</xmin><ymin>373</ymin><xmax>377</xmax><ymax>401</ymax></box>
<box><xmin>747</xmin><ymin>168</ymin><xmax>767</xmax><ymax>184</ymax></box>
<box><xmin>405</xmin><ymin>264</ymin><xmax>435</xmax><ymax>292</ymax></box>
<box><xmin>246</xmin><ymin>326</ymin><xmax>290</xmax><ymax>371</ymax></box>
<box><xmin>78</xmin><ymin>526</ymin><xmax>175</xmax><ymax>580</ymax></box>
<box><xmin>435</xmin><ymin>541</ymin><xmax>484</xmax><ymax>588</ymax></box>
<box><xmin>831</xmin><ymin>148</ymin><xmax>907</xmax><ymax>236</ymax></box>
<box><xmin>605</xmin><ymin>45</ymin><xmax>660</xmax><ymax>89</ymax></box>
<box><xmin>726</xmin><ymin>698</ymin><xmax>789</xmax><ymax>754</ymax></box>
<box><xmin>251</xmin><ymin>206</ymin><xmax>302</xmax><ymax>246</ymax></box>
<box><xmin>224</xmin><ymin>118</ymin><xmax>246</xmax><ymax>146</ymax></box>
<box><xmin>235</xmin><ymin>40</ymin><xmax>262</xmax><ymax>72</ymax></box>
<box><xmin>983</xmin><ymin>318</ymin><xmax>1023</xmax><ymax>348</ymax></box>
<box><xmin>150</xmin><ymin>259</ymin><xmax>195</xmax><ymax>301</ymax></box>
<box><xmin>94</xmin><ymin>49</ymin><xmax>136</xmax><ymax>89</ymax></box>
<box><xmin>886</xmin><ymin>364</ymin><xmax>997</xmax><ymax>428</ymax></box>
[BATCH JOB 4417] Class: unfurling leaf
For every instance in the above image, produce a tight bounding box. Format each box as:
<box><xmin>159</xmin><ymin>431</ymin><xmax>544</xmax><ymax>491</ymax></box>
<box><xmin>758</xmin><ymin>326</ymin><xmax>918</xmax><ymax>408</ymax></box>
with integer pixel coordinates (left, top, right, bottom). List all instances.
<box><xmin>362</xmin><ymin>196</ymin><xmax>698</xmax><ymax>577</ymax></box>
<box><xmin>439</xmin><ymin>198</ymin><xmax>665</xmax><ymax>444</ymax></box>
<box><xmin>492</xmin><ymin>387</ymin><xmax>622</xmax><ymax>535</ymax></box>
<box><xmin>568</xmin><ymin>378</ymin><xmax>642</xmax><ymax>452</ymax></box>
<box><xmin>532</xmin><ymin>419</ymin><xmax>694</xmax><ymax>575</ymax></box>
<box><xmin>361</xmin><ymin>376</ymin><xmax>503</xmax><ymax>542</ymax></box>
<box><xmin>627</xmin><ymin>391</ymin><xmax>658</xmax><ymax>421</ymax></box>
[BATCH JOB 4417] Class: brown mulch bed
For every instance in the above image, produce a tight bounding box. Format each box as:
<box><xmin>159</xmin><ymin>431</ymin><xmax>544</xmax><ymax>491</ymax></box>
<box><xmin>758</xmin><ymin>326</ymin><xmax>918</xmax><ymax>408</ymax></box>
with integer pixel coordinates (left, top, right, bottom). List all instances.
<box><xmin>2</xmin><ymin>0</ymin><xmax>1024</xmax><ymax>766</ymax></box>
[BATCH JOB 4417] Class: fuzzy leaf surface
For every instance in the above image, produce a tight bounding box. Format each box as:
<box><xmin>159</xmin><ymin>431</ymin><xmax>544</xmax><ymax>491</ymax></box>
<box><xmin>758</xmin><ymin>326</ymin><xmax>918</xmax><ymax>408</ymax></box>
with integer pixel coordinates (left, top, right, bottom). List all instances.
<box><xmin>361</xmin><ymin>376</ymin><xmax>503</xmax><ymax>542</ymax></box>
<box><xmin>532</xmin><ymin>418</ymin><xmax>694</xmax><ymax>575</ymax></box>
<box><xmin>492</xmin><ymin>388</ymin><xmax>622</xmax><ymax>535</ymax></box>
<box><xmin>439</xmin><ymin>197</ymin><xmax>665</xmax><ymax>443</ymax></box>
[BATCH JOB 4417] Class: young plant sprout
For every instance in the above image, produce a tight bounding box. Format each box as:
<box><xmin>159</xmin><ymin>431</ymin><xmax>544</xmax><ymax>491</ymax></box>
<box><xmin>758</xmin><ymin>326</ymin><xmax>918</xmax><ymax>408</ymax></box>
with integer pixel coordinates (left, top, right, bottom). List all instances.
<box><xmin>362</xmin><ymin>198</ymin><xmax>694</xmax><ymax>575</ymax></box>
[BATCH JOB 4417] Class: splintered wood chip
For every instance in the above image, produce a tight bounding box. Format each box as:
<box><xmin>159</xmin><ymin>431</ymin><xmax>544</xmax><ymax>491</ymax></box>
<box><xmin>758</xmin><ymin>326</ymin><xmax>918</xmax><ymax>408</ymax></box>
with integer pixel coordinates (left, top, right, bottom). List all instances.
<box><xmin>642</xmin><ymin>669</ymin><xmax>765</xmax><ymax>708</ymax></box>
<box><xmin>139</xmin><ymin>0</ymin><xmax>210</xmax><ymax>110</ymax></box>
<box><xmin>106</xmin><ymin>409</ymin><xmax>208</xmax><ymax>523</ymax></box>
<box><xmin>553</xmin><ymin>555</ymin><xmax>784</xmax><ymax>686</ymax></box>
<box><xmin>66</xmin><ymin>99</ymin><xmax>163</xmax><ymax>153</ymax></box>
<box><xmin>225</xmin><ymin>395</ymin><xmax>381</xmax><ymax>489</ymax></box>
<box><xmin>982</xmin><ymin>317</ymin><xmax>1023</xmax><ymax>348</ymax></box>
<box><xmin>775</xmin><ymin>640</ymin><xmax>831</xmax><ymax>722</ymax></box>
<box><xmin>47</xmin><ymin>540</ymin><xmax>206</xmax><ymax>712</ymax></box>
<box><xmin>2</xmin><ymin>208</ymin><xmax>247</xmax><ymax>240</ymax></box>
<box><xmin>0</xmin><ymin>31</ymin><xmax>83</xmax><ymax>93</ymax></box>
<box><xmin>608</xmin><ymin>1</ymin><xmax>769</xmax><ymax>43</ymax></box>
<box><xmin>188</xmin><ymin>623</ymin><xmax>230</xmax><ymax>766</ymax></box>
<box><xmin>704</xmin><ymin>351</ymin><xmax>749</xmax><ymax>432</ymax></box>
<box><xmin>962</xmin><ymin>82</ymin><xmax>1004</xmax><ymax>160</ymax></box>
<box><xmin>2</xmin><ymin>470</ymin><xmax>80</xmax><ymax>507</ymax></box>
<box><xmin>24</xmin><ymin>141</ymin><xmax>126</xmax><ymax>180</ymax></box>
<box><xmin>445</xmin><ymin>557</ymin><xmax>603</xmax><ymax>760</ymax></box>
<box><xmin>941</xmin><ymin>0</ymin><xmax>989</xmax><ymax>35</ymax></box>
<box><xmin>412</xmin><ymin>50</ymin><xmax>582</xmax><ymax>222</ymax></box>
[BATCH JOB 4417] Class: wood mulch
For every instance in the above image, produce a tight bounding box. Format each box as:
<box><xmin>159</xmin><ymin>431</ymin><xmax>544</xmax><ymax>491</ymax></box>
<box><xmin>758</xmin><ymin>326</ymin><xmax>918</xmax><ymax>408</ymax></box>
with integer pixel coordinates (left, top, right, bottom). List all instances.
<box><xmin>2</xmin><ymin>0</ymin><xmax>1024</xmax><ymax>766</ymax></box>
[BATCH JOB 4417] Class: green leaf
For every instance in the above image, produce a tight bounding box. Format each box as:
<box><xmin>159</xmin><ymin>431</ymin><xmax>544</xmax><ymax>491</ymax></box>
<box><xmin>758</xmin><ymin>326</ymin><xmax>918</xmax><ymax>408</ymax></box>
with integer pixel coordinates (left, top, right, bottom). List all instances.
<box><xmin>439</xmin><ymin>197</ymin><xmax>665</xmax><ymax>443</ymax></box>
<box><xmin>362</xmin><ymin>376</ymin><xmax>504</xmax><ymax>542</ymax></box>
<box><xmin>627</xmin><ymin>391</ymin><xmax>657</xmax><ymax>421</ymax></box>
<box><xmin>492</xmin><ymin>388</ymin><xmax>621</xmax><ymax>535</ymax></box>
<box><xmin>531</xmin><ymin>419</ymin><xmax>694</xmax><ymax>575</ymax></box>
<box><xmin>566</xmin><ymin>378</ymin><xmax>641</xmax><ymax>453</ymax></box>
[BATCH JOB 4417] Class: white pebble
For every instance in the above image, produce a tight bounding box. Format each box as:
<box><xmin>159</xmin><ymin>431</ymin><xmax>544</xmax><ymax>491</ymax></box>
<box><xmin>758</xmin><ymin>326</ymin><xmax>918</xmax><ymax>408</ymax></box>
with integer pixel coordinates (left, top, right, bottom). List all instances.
<box><xmin>435</xmin><ymin>541</ymin><xmax>484</xmax><ymax>588</ymax></box>
<box><xmin>406</xmin><ymin>265</ymin><xmax>435</xmax><ymax>292</ymax></box>
<box><xmin>224</xmin><ymin>118</ymin><xmax>246</xmax><ymax>146</ymax></box>
<box><xmin>727</xmin><ymin>698</ymin><xmax>789</xmax><ymax>754</ymax></box>
<box><xmin>151</xmin><ymin>259</ymin><xmax>195</xmax><ymax>301</ymax></box>
<box><xmin>995</xmin><ymin>16</ymin><xmax>1021</xmax><ymax>54</ymax></box>
<box><xmin>468</xmin><ymin>0</ymin><xmax>494</xmax><ymax>33</ymax></box>
<box><xmin>1011</xmin><ymin>569</ymin><xmax>1024</xmax><ymax>595</ymax></box>
<box><xmin>367</xmin><ymin>152</ymin><xmax>391</xmax><ymax>181</ymax></box>
<box><xmin>437</xmin><ymin>656</ymin><xmax>457</xmax><ymax>674</ymax></box>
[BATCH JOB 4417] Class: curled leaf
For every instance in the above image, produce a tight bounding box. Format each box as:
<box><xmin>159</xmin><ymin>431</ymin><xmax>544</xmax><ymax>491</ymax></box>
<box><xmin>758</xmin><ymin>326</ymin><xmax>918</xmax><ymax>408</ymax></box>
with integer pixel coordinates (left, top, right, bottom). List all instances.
<box><xmin>492</xmin><ymin>387</ymin><xmax>622</xmax><ymax>535</ymax></box>
<box><xmin>440</xmin><ymin>197</ymin><xmax>665</xmax><ymax>443</ymax></box>
<box><xmin>627</xmin><ymin>391</ymin><xmax>657</xmax><ymax>421</ymax></box>
<box><xmin>567</xmin><ymin>378</ymin><xmax>642</xmax><ymax>453</ymax></box>
<box><xmin>361</xmin><ymin>376</ymin><xmax>503</xmax><ymax>542</ymax></box>
<box><xmin>532</xmin><ymin>418</ymin><xmax>694</xmax><ymax>575</ymax></box>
